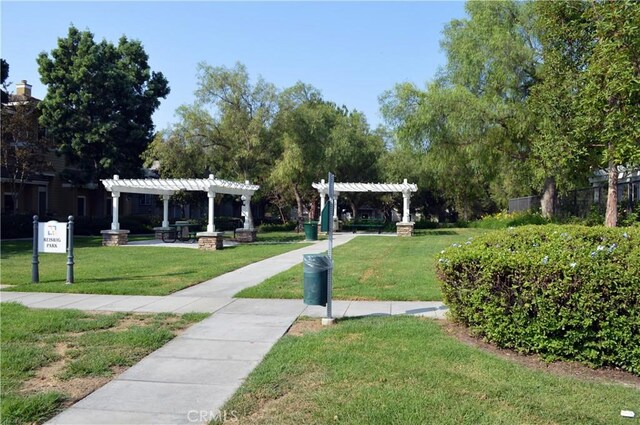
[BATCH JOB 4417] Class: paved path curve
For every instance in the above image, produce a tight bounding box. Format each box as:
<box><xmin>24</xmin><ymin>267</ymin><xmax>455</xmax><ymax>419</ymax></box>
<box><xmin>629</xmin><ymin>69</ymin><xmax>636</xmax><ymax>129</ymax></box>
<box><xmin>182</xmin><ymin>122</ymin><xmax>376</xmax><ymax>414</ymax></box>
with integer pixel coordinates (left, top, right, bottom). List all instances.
<box><xmin>0</xmin><ymin>234</ymin><xmax>447</xmax><ymax>425</ymax></box>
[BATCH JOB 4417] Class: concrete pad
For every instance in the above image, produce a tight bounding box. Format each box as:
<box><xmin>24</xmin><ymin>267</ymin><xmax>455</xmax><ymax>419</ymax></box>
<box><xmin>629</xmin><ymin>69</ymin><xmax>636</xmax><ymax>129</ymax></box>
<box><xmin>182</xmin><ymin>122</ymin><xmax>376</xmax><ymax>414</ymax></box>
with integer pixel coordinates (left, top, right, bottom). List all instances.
<box><xmin>344</xmin><ymin>301</ymin><xmax>392</xmax><ymax>317</ymax></box>
<box><xmin>171</xmin><ymin>297</ymin><xmax>234</xmax><ymax>314</ymax></box>
<box><xmin>219</xmin><ymin>298</ymin><xmax>307</xmax><ymax>316</ymax></box>
<box><xmin>6</xmin><ymin>292</ymin><xmax>67</xmax><ymax>306</ymax></box>
<box><xmin>27</xmin><ymin>294</ymin><xmax>95</xmax><ymax>309</ymax></box>
<box><xmin>302</xmin><ymin>301</ymin><xmax>351</xmax><ymax>318</ymax></box>
<box><xmin>180</xmin><ymin>322</ymin><xmax>291</xmax><ymax>342</ymax></box>
<box><xmin>60</xmin><ymin>295</ymin><xmax>133</xmax><ymax>311</ymax></box>
<box><xmin>0</xmin><ymin>291</ymin><xmax>32</xmax><ymax>301</ymax></box>
<box><xmin>72</xmin><ymin>380</ymin><xmax>237</xmax><ymax>415</ymax></box>
<box><xmin>118</xmin><ymin>356</ymin><xmax>258</xmax><ymax>385</ymax></box>
<box><xmin>0</xmin><ymin>284</ymin><xmax>15</xmax><ymax>290</ymax></box>
<box><xmin>99</xmin><ymin>295</ymin><xmax>165</xmax><ymax>312</ymax></box>
<box><xmin>47</xmin><ymin>408</ymin><xmax>186</xmax><ymax>425</ymax></box>
<box><xmin>150</xmin><ymin>338</ymin><xmax>274</xmax><ymax>361</ymax></box>
<box><xmin>391</xmin><ymin>301</ymin><xmax>448</xmax><ymax>317</ymax></box>
<box><xmin>133</xmin><ymin>296</ymin><xmax>202</xmax><ymax>313</ymax></box>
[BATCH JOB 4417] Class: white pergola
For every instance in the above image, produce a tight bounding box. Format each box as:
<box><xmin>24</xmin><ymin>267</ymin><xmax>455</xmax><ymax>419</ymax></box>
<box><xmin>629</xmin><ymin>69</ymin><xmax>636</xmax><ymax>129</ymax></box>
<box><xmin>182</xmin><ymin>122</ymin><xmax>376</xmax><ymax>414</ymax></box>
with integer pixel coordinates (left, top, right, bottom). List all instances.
<box><xmin>312</xmin><ymin>179</ymin><xmax>418</xmax><ymax>223</ymax></box>
<box><xmin>101</xmin><ymin>174</ymin><xmax>259</xmax><ymax>233</ymax></box>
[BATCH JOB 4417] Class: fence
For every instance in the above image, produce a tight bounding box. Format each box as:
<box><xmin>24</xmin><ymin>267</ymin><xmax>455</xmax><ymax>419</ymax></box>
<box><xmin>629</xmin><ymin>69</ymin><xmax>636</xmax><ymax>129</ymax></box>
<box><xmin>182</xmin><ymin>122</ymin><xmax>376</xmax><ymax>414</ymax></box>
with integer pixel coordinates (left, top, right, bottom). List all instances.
<box><xmin>509</xmin><ymin>184</ymin><xmax>637</xmax><ymax>218</ymax></box>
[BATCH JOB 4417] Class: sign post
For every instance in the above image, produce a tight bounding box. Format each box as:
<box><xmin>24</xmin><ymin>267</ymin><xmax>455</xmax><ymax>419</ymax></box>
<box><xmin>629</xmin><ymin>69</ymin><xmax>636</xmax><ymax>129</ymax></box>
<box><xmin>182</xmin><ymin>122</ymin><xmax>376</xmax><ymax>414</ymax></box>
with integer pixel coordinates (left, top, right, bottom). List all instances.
<box><xmin>66</xmin><ymin>216</ymin><xmax>74</xmax><ymax>284</ymax></box>
<box><xmin>32</xmin><ymin>215</ymin><xmax>39</xmax><ymax>283</ymax></box>
<box><xmin>322</xmin><ymin>172</ymin><xmax>336</xmax><ymax>326</ymax></box>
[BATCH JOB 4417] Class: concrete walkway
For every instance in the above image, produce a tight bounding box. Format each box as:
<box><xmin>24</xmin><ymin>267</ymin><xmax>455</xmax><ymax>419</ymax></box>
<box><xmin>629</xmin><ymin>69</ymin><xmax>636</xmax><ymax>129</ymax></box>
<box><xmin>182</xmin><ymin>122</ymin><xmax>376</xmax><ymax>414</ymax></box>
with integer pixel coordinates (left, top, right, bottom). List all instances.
<box><xmin>0</xmin><ymin>234</ymin><xmax>448</xmax><ymax>425</ymax></box>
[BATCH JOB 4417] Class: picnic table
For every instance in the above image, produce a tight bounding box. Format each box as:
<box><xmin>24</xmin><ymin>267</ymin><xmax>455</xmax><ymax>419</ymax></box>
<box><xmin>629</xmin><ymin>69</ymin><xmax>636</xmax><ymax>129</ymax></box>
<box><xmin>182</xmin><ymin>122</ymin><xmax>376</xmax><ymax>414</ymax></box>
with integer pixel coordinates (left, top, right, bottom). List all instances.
<box><xmin>159</xmin><ymin>223</ymin><xmax>200</xmax><ymax>243</ymax></box>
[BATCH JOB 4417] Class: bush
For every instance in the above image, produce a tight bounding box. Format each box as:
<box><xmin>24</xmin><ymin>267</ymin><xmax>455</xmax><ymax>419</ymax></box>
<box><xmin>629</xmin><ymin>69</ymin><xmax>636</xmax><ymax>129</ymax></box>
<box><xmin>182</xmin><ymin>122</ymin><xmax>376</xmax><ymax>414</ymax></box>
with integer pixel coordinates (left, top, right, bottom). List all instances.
<box><xmin>437</xmin><ymin>225</ymin><xmax>640</xmax><ymax>374</ymax></box>
<box><xmin>258</xmin><ymin>221</ymin><xmax>296</xmax><ymax>232</ymax></box>
<box><xmin>0</xmin><ymin>214</ymin><xmax>34</xmax><ymax>239</ymax></box>
<box><xmin>468</xmin><ymin>211</ymin><xmax>549</xmax><ymax>229</ymax></box>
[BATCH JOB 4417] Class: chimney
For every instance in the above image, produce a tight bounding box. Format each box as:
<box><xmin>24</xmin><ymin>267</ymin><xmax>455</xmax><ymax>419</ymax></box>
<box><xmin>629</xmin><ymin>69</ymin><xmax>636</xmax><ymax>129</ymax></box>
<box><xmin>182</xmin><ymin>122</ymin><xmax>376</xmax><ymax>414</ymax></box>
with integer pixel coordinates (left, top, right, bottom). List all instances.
<box><xmin>16</xmin><ymin>80</ymin><xmax>32</xmax><ymax>97</ymax></box>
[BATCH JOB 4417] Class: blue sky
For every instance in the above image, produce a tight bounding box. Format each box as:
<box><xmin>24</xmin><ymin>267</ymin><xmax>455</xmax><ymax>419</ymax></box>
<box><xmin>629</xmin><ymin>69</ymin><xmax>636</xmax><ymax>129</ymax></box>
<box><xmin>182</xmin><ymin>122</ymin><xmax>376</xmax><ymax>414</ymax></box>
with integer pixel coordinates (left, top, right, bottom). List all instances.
<box><xmin>1</xmin><ymin>1</ymin><xmax>466</xmax><ymax>130</ymax></box>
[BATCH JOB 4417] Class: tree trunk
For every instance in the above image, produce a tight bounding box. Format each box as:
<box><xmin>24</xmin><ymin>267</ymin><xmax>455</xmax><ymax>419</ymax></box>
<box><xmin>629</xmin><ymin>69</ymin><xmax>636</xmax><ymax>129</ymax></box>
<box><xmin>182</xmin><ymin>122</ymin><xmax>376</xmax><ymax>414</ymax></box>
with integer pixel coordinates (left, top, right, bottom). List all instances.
<box><xmin>605</xmin><ymin>162</ymin><xmax>618</xmax><ymax>227</ymax></box>
<box><xmin>293</xmin><ymin>186</ymin><xmax>303</xmax><ymax>220</ymax></box>
<box><xmin>541</xmin><ymin>177</ymin><xmax>557</xmax><ymax>219</ymax></box>
<box><xmin>350</xmin><ymin>199</ymin><xmax>357</xmax><ymax>219</ymax></box>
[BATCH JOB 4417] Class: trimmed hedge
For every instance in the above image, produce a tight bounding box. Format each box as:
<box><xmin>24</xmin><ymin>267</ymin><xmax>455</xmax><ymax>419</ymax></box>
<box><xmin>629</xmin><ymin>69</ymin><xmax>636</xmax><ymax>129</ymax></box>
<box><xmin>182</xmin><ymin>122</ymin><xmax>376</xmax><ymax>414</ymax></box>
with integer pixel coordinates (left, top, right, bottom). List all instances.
<box><xmin>437</xmin><ymin>225</ymin><xmax>640</xmax><ymax>374</ymax></box>
<box><xmin>258</xmin><ymin>221</ymin><xmax>297</xmax><ymax>232</ymax></box>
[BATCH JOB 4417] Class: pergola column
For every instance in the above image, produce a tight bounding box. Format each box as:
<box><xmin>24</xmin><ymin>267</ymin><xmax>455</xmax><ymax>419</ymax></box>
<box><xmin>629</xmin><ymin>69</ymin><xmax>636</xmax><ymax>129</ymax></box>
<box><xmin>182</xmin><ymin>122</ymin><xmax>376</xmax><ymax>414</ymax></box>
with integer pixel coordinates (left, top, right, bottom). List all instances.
<box><xmin>111</xmin><ymin>192</ymin><xmax>120</xmax><ymax>230</ymax></box>
<box><xmin>162</xmin><ymin>195</ymin><xmax>171</xmax><ymax>228</ymax></box>
<box><xmin>319</xmin><ymin>178</ymin><xmax>327</xmax><ymax>226</ymax></box>
<box><xmin>333</xmin><ymin>191</ymin><xmax>340</xmax><ymax>220</ymax></box>
<box><xmin>207</xmin><ymin>190</ymin><xmax>216</xmax><ymax>232</ymax></box>
<box><xmin>402</xmin><ymin>190</ymin><xmax>411</xmax><ymax>223</ymax></box>
<box><xmin>241</xmin><ymin>194</ymin><xmax>254</xmax><ymax>230</ymax></box>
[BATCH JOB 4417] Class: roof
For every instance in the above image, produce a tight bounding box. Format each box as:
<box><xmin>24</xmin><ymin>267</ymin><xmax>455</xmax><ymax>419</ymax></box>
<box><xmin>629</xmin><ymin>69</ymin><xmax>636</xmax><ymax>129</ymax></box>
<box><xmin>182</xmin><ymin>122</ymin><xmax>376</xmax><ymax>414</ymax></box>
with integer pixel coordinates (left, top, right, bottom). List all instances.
<box><xmin>312</xmin><ymin>180</ymin><xmax>417</xmax><ymax>193</ymax></box>
<box><xmin>101</xmin><ymin>174</ymin><xmax>259</xmax><ymax>196</ymax></box>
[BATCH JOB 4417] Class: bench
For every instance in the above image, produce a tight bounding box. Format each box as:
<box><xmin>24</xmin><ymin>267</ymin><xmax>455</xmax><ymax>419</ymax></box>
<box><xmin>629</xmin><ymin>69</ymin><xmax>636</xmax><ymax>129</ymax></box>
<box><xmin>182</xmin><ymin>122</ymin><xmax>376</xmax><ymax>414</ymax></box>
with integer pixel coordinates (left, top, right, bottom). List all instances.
<box><xmin>350</xmin><ymin>222</ymin><xmax>384</xmax><ymax>234</ymax></box>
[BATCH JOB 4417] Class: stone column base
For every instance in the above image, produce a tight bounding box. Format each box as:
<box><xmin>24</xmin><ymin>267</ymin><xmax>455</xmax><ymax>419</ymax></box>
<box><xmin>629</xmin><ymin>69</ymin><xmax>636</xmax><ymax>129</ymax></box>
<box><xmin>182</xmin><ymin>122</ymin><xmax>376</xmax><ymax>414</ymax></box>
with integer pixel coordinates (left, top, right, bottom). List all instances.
<box><xmin>235</xmin><ymin>228</ymin><xmax>257</xmax><ymax>243</ymax></box>
<box><xmin>153</xmin><ymin>227</ymin><xmax>172</xmax><ymax>240</ymax></box>
<box><xmin>101</xmin><ymin>229</ymin><xmax>130</xmax><ymax>246</ymax></box>
<box><xmin>396</xmin><ymin>222</ymin><xmax>414</xmax><ymax>237</ymax></box>
<box><xmin>196</xmin><ymin>232</ymin><xmax>225</xmax><ymax>250</ymax></box>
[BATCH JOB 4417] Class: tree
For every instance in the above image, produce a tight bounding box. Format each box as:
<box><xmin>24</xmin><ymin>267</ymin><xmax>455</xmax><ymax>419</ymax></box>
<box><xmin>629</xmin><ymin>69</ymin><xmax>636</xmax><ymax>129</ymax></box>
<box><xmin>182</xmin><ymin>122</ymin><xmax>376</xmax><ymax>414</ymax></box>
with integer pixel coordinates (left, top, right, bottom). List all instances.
<box><xmin>147</xmin><ymin>62</ymin><xmax>278</xmax><ymax>187</ymax></box>
<box><xmin>1</xmin><ymin>98</ymin><xmax>54</xmax><ymax>212</ymax></box>
<box><xmin>269</xmin><ymin>84</ymin><xmax>337</xmax><ymax>218</ymax></box>
<box><xmin>532</xmin><ymin>0</ymin><xmax>640</xmax><ymax>227</ymax></box>
<box><xmin>1</xmin><ymin>58</ymin><xmax>9</xmax><ymax>104</ymax></box>
<box><xmin>381</xmin><ymin>0</ymin><xmax>541</xmax><ymax>219</ymax></box>
<box><xmin>528</xmin><ymin>1</ymin><xmax>592</xmax><ymax>218</ymax></box>
<box><xmin>574</xmin><ymin>1</ymin><xmax>640</xmax><ymax>227</ymax></box>
<box><xmin>37</xmin><ymin>26</ymin><xmax>169</xmax><ymax>184</ymax></box>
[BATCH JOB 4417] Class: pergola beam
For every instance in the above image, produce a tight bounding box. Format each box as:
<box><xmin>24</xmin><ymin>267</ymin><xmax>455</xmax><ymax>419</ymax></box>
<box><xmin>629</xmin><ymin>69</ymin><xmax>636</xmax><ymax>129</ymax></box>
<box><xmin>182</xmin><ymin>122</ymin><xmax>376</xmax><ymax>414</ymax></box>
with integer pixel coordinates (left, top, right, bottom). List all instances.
<box><xmin>313</xmin><ymin>179</ymin><xmax>418</xmax><ymax>225</ymax></box>
<box><xmin>101</xmin><ymin>174</ymin><xmax>259</xmax><ymax>233</ymax></box>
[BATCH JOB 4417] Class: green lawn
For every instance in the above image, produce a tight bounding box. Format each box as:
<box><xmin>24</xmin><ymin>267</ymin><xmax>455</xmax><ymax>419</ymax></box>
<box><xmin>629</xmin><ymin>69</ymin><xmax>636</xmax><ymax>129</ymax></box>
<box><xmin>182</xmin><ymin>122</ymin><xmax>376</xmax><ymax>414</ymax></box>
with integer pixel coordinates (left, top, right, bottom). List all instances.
<box><xmin>0</xmin><ymin>302</ymin><xmax>207</xmax><ymax>424</ymax></box>
<box><xmin>217</xmin><ymin>316</ymin><xmax>640</xmax><ymax>425</ymax></box>
<box><xmin>236</xmin><ymin>228</ymin><xmax>488</xmax><ymax>301</ymax></box>
<box><xmin>1</xmin><ymin>236</ymin><xmax>310</xmax><ymax>295</ymax></box>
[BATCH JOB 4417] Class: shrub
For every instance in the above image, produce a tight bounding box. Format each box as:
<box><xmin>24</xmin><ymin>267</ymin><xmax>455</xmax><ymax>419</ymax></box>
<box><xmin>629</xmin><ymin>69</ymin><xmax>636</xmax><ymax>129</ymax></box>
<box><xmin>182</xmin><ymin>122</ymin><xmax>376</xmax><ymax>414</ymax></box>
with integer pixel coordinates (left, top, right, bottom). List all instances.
<box><xmin>468</xmin><ymin>211</ymin><xmax>549</xmax><ymax>229</ymax></box>
<box><xmin>258</xmin><ymin>221</ymin><xmax>296</xmax><ymax>232</ymax></box>
<box><xmin>437</xmin><ymin>225</ymin><xmax>640</xmax><ymax>374</ymax></box>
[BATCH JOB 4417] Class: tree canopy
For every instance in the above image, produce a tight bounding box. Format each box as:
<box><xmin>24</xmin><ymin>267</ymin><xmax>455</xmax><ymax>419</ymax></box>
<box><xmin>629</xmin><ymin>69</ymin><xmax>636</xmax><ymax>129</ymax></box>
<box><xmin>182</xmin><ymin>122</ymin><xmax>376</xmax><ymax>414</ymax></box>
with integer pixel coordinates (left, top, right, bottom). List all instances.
<box><xmin>37</xmin><ymin>26</ymin><xmax>169</xmax><ymax>184</ymax></box>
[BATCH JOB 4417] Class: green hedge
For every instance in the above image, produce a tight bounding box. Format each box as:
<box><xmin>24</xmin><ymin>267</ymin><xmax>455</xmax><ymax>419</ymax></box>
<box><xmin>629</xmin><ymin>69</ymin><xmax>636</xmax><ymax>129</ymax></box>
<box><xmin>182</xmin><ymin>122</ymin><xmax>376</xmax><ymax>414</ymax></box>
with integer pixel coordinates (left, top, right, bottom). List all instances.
<box><xmin>437</xmin><ymin>225</ymin><xmax>640</xmax><ymax>374</ymax></box>
<box><xmin>258</xmin><ymin>221</ymin><xmax>296</xmax><ymax>232</ymax></box>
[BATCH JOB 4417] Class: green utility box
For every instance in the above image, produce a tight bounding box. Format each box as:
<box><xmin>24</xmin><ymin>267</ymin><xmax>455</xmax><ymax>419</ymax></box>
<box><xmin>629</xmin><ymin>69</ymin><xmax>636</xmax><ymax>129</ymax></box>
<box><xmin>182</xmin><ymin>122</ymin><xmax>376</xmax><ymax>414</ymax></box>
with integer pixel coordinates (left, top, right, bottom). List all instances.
<box><xmin>303</xmin><ymin>221</ymin><xmax>319</xmax><ymax>241</ymax></box>
<box><xmin>303</xmin><ymin>253</ymin><xmax>330</xmax><ymax>306</ymax></box>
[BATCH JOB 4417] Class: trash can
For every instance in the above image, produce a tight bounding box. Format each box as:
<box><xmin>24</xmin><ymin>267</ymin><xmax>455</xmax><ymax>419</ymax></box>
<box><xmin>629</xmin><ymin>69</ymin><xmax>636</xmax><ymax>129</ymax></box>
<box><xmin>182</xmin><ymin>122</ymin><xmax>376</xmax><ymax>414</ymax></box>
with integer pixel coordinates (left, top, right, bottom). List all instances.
<box><xmin>303</xmin><ymin>221</ymin><xmax>319</xmax><ymax>241</ymax></box>
<box><xmin>303</xmin><ymin>253</ymin><xmax>330</xmax><ymax>306</ymax></box>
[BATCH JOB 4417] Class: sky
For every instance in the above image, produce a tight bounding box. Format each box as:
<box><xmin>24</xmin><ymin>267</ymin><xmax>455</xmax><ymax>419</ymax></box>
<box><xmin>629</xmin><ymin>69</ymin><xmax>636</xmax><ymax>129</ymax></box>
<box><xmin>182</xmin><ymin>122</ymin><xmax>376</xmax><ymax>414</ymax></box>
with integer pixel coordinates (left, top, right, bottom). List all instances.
<box><xmin>1</xmin><ymin>1</ymin><xmax>467</xmax><ymax>131</ymax></box>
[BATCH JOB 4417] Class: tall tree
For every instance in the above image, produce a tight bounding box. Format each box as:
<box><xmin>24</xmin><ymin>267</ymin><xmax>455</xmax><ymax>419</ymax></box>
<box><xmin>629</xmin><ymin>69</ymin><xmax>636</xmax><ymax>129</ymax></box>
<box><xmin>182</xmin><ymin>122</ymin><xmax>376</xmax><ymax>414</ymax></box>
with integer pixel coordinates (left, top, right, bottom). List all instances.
<box><xmin>381</xmin><ymin>0</ymin><xmax>540</xmax><ymax>219</ymax></box>
<box><xmin>1</xmin><ymin>98</ymin><xmax>54</xmax><ymax>212</ymax></box>
<box><xmin>574</xmin><ymin>1</ymin><xmax>640</xmax><ymax>227</ymax></box>
<box><xmin>1</xmin><ymin>58</ymin><xmax>9</xmax><ymax>104</ymax></box>
<box><xmin>37</xmin><ymin>26</ymin><xmax>169</xmax><ymax>184</ymax></box>
<box><xmin>148</xmin><ymin>62</ymin><xmax>278</xmax><ymax>185</ymax></box>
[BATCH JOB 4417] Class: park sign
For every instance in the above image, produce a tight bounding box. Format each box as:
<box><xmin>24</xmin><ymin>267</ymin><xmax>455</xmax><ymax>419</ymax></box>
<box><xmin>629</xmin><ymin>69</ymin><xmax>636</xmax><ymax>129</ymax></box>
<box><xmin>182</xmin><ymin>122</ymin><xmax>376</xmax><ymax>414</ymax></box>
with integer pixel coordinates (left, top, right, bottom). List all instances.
<box><xmin>33</xmin><ymin>216</ymin><xmax>75</xmax><ymax>283</ymax></box>
<box><xmin>38</xmin><ymin>221</ymin><xmax>67</xmax><ymax>253</ymax></box>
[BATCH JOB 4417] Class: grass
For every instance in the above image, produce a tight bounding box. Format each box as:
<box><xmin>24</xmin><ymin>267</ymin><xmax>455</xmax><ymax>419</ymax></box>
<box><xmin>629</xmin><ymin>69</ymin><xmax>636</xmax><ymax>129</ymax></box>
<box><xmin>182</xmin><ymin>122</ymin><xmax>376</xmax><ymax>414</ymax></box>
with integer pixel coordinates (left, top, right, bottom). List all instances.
<box><xmin>236</xmin><ymin>228</ymin><xmax>488</xmax><ymax>301</ymax></box>
<box><xmin>216</xmin><ymin>316</ymin><xmax>640</xmax><ymax>425</ymax></box>
<box><xmin>0</xmin><ymin>302</ymin><xmax>207</xmax><ymax>424</ymax></box>
<box><xmin>1</xmin><ymin>235</ymin><xmax>310</xmax><ymax>295</ymax></box>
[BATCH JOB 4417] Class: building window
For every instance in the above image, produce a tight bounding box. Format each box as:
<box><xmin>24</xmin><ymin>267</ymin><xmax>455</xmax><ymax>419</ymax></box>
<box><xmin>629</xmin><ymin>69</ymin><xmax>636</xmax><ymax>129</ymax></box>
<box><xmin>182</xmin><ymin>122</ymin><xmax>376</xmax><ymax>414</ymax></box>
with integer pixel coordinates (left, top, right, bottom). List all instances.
<box><xmin>3</xmin><ymin>193</ymin><xmax>15</xmax><ymax>213</ymax></box>
<box><xmin>77</xmin><ymin>196</ymin><xmax>86</xmax><ymax>217</ymax></box>
<box><xmin>38</xmin><ymin>187</ymin><xmax>48</xmax><ymax>217</ymax></box>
